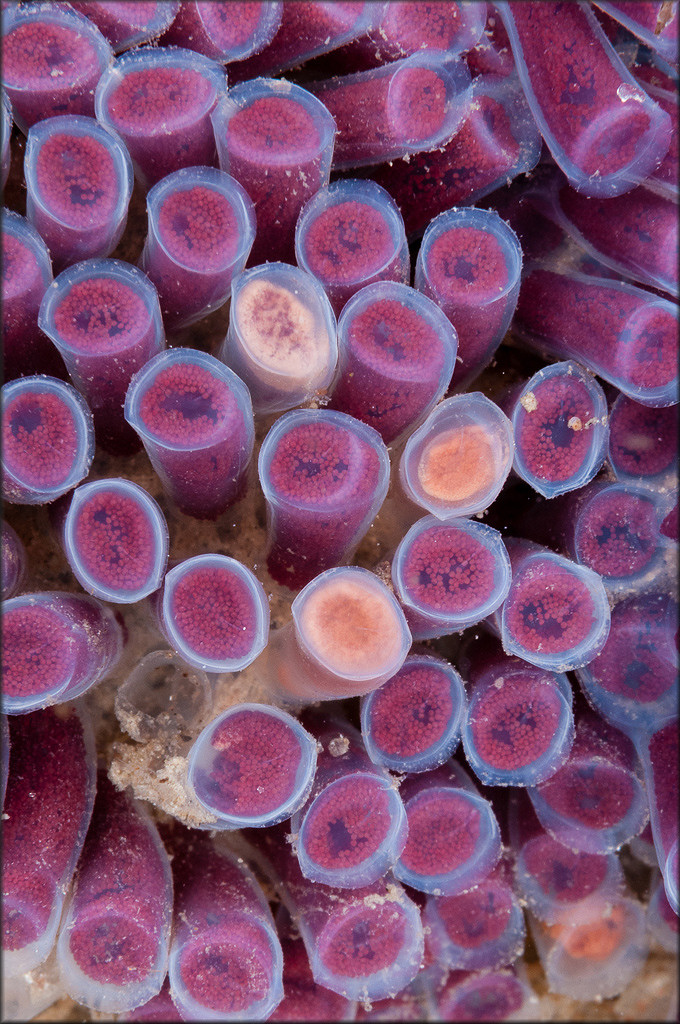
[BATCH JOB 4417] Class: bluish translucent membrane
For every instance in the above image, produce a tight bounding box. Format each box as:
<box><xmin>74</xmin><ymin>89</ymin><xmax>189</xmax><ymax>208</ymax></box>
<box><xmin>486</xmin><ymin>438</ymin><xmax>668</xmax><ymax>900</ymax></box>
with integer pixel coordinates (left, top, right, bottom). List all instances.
<box><xmin>63</xmin><ymin>478</ymin><xmax>168</xmax><ymax>603</ymax></box>
<box><xmin>608</xmin><ymin>394</ymin><xmax>678</xmax><ymax>493</ymax></box>
<box><xmin>188</xmin><ymin>704</ymin><xmax>317</xmax><ymax>829</ymax></box>
<box><xmin>220</xmin><ymin>262</ymin><xmax>337</xmax><ymax>415</ymax></box>
<box><xmin>71</xmin><ymin>1</ymin><xmax>180</xmax><ymax>53</ymax></box>
<box><xmin>2</xmin><ymin>376</ymin><xmax>94</xmax><ymax>505</ymax></box>
<box><xmin>2</xmin><ymin>89</ymin><xmax>12</xmax><ymax>188</ymax></box>
<box><xmin>634</xmin><ymin>719</ymin><xmax>679</xmax><ymax>914</ymax></box>
<box><xmin>361</xmin><ymin>653</ymin><xmax>466</xmax><ymax>773</ymax></box>
<box><xmin>575</xmin><ymin>591</ymin><xmax>678</xmax><ymax>736</ymax></box>
<box><xmin>392</xmin><ymin>515</ymin><xmax>512</xmax><ymax>639</ymax></box>
<box><xmin>114</xmin><ymin>649</ymin><xmax>211</xmax><ymax>744</ymax></box>
<box><xmin>394</xmin><ymin>761</ymin><xmax>502</xmax><ymax>896</ymax></box>
<box><xmin>161</xmin><ymin>0</ymin><xmax>281</xmax><ymax>63</ymax></box>
<box><xmin>1</xmin><ymin>521</ymin><xmax>27</xmax><ymax>600</ymax></box>
<box><xmin>646</xmin><ymin>870</ymin><xmax>679</xmax><ymax>954</ymax></box>
<box><xmin>433</xmin><ymin>966</ymin><xmax>539</xmax><ymax>1022</ymax></box>
<box><xmin>510</xmin><ymin>360</ymin><xmax>609</xmax><ymax>498</ymax></box>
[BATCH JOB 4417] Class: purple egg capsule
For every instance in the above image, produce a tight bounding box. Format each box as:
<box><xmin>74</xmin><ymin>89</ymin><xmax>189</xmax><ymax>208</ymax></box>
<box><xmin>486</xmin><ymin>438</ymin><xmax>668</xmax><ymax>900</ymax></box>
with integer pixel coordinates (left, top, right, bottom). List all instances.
<box><xmin>528</xmin><ymin>712</ymin><xmax>649</xmax><ymax>856</ymax></box>
<box><xmin>461</xmin><ymin>647</ymin><xmax>574</xmax><ymax>788</ymax></box>
<box><xmin>95</xmin><ymin>46</ymin><xmax>227</xmax><ymax>189</ymax></box>
<box><xmin>2</xmin><ymin>210</ymin><xmax>64</xmax><ymax>383</ymax></box>
<box><xmin>2</xmin><ymin>376</ymin><xmax>94</xmax><ymax>505</ymax></box>
<box><xmin>400</xmin><ymin>393</ymin><xmax>514</xmax><ymax>521</ymax></box>
<box><xmin>508</xmin><ymin>789</ymin><xmax>625</xmax><ymax>926</ymax></box>
<box><xmin>576</xmin><ymin>591</ymin><xmax>678</xmax><ymax>736</ymax></box>
<box><xmin>160</xmin><ymin>1</ymin><xmax>282</xmax><ymax>63</ymax></box>
<box><xmin>166</xmin><ymin>826</ymin><xmax>284</xmax><ymax>1021</ymax></box>
<box><xmin>307</xmin><ymin>51</ymin><xmax>472</xmax><ymax>169</ymax></box>
<box><xmin>141</xmin><ymin>165</ymin><xmax>255</xmax><ymax>330</ymax></box>
<box><xmin>259</xmin><ymin>409</ymin><xmax>389</xmax><ymax>589</ymax></box>
<box><xmin>351</xmin><ymin>1</ymin><xmax>487</xmax><ymax>65</ymax></box>
<box><xmin>3</xmin><ymin>707</ymin><xmax>95</xmax><ymax>977</ymax></box>
<box><xmin>646</xmin><ymin>870</ymin><xmax>679</xmax><ymax>954</ymax></box>
<box><xmin>370</xmin><ymin>72</ymin><xmax>541</xmax><ymax>239</ymax></box>
<box><xmin>1</xmin><ymin>522</ymin><xmax>27</xmax><ymax>600</ymax></box>
<box><xmin>394</xmin><ymin>760</ymin><xmax>502</xmax><ymax>897</ymax></box>
<box><xmin>392</xmin><ymin>516</ymin><xmax>512</xmax><ymax>639</ymax></box>
<box><xmin>188</xmin><ymin>703</ymin><xmax>317</xmax><ymax>829</ymax></box>
<box><xmin>500</xmin><ymin>538</ymin><xmax>611</xmax><ymax>672</ymax></box>
<box><xmin>292</xmin><ymin>712</ymin><xmax>408</xmax><ymax>889</ymax></box>
<box><xmin>57</xmin><ymin>772</ymin><xmax>172</xmax><ymax>1014</ymax></box>
<box><xmin>38</xmin><ymin>259</ymin><xmax>165</xmax><ymax>455</ymax></box>
<box><xmin>212</xmin><ymin>78</ymin><xmax>335</xmax><ymax>264</ymax></box>
<box><xmin>219</xmin><ymin>262</ymin><xmax>337</xmax><ymax>415</ymax></box>
<box><xmin>242</xmin><ymin>823</ymin><xmax>424</xmax><ymax>1004</ymax></box>
<box><xmin>327</xmin><ymin>280</ymin><xmax>457</xmax><ymax>445</ymax></box>
<box><xmin>497</xmin><ymin>2</ymin><xmax>673</xmax><ymax>196</ymax></box>
<box><xmin>121</xmin><ymin>979</ymin><xmax>182</xmax><ymax>1023</ymax></box>
<box><xmin>608</xmin><ymin>394</ymin><xmax>678</xmax><ymax>493</ymax></box>
<box><xmin>158</xmin><ymin>554</ymin><xmax>269</xmax><ymax>675</ymax></box>
<box><xmin>2</xmin><ymin>591</ymin><xmax>123</xmax><ymax>715</ymax></box>
<box><xmin>593</xmin><ymin>1</ymin><xmax>679</xmax><ymax>65</ymax></box>
<box><xmin>432</xmin><ymin>965</ymin><xmax>539</xmax><ymax>1021</ymax></box>
<box><xmin>360</xmin><ymin>653</ymin><xmax>467</xmax><ymax>774</ymax></box>
<box><xmin>415</xmin><ymin>206</ymin><xmax>522</xmax><ymax>390</ymax></box>
<box><xmin>124</xmin><ymin>348</ymin><xmax>254</xmax><ymax>520</ymax></box>
<box><xmin>262</xmin><ymin>565</ymin><xmax>411</xmax><ymax>703</ymax></box>
<box><xmin>1</xmin><ymin>2</ymin><xmax>113</xmax><ymax>133</ymax></box>
<box><xmin>514</xmin><ymin>262</ymin><xmax>678</xmax><ymax>408</ymax></box>
<box><xmin>295</xmin><ymin>178</ymin><xmax>410</xmax><ymax>318</ymax></box>
<box><xmin>423</xmin><ymin>862</ymin><xmax>526</xmax><ymax>973</ymax></box>
<box><xmin>24</xmin><ymin>115</ymin><xmax>133</xmax><ymax>272</ymax></box>
<box><xmin>61</xmin><ymin>478</ymin><xmax>169</xmax><ymax>604</ymax></box>
<box><xmin>71</xmin><ymin>1</ymin><xmax>180</xmax><ymax>52</ymax></box>
<box><xmin>635</xmin><ymin>718</ymin><xmax>679</xmax><ymax>913</ymax></box>
<box><xmin>510</xmin><ymin>360</ymin><xmax>609</xmax><ymax>498</ymax></box>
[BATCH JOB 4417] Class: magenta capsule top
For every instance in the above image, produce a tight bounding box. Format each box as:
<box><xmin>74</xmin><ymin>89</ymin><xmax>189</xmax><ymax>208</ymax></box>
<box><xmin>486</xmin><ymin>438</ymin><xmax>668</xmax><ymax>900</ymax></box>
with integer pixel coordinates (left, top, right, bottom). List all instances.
<box><xmin>510</xmin><ymin>360</ymin><xmax>609</xmax><ymax>498</ymax></box>
<box><xmin>501</xmin><ymin>539</ymin><xmax>611</xmax><ymax>673</ymax></box>
<box><xmin>24</xmin><ymin>115</ymin><xmax>133</xmax><ymax>270</ymax></box>
<box><xmin>295</xmin><ymin>178</ymin><xmax>410</xmax><ymax>316</ymax></box>
<box><xmin>608</xmin><ymin>395</ymin><xmax>678</xmax><ymax>491</ymax></box>
<box><xmin>141</xmin><ymin>165</ymin><xmax>256</xmax><ymax>329</ymax></box>
<box><xmin>415</xmin><ymin>205</ymin><xmax>523</xmax><ymax>388</ymax></box>
<box><xmin>95</xmin><ymin>46</ymin><xmax>227</xmax><ymax>188</ymax></box>
<box><xmin>2</xmin><ymin>376</ymin><xmax>95</xmax><ymax>506</ymax></box>
<box><xmin>497</xmin><ymin>2</ymin><xmax>673</xmax><ymax>197</ymax></box>
<box><xmin>328</xmin><ymin>280</ymin><xmax>457</xmax><ymax>444</ymax></box>
<box><xmin>354</xmin><ymin>1</ymin><xmax>487</xmax><ymax>63</ymax></box>
<box><xmin>360</xmin><ymin>653</ymin><xmax>467</xmax><ymax>774</ymax></box>
<box><xmin>160</xmin><ymin>553</ymin><xmax>270</xmax><ymax>674</ymax></box>
<box><xmin>400</xmin><ymin>393</ymin><xmax>514</xmax><ymax>520</ymax></box>
<box><xmin>161</xmin><ymin>1</ymin><xmax>282</xmax><ymax>62</ymax></box>
<box><xmin>220</xmin><ymin>262</ymin><xmax>337</xmax><ymax>415</ymax></box>
<box><xmin>62</xmin><ymin>478</ymin><xmax>169</xmax><ymax>604</ymax></box>
<box><xmin>392</xmin><ymin>515</ymin><xmax>512</xmax><ymax>640</ymax></box>
<box><xmin>593</xmin><ymin>1</ymin><xmax>679</xmax><ymax>65</ymax></box>
<box><xmin>71</xmin><ymin>2</ymin><xmax>180</xmax><ymax>52</ymax></box>
<box><xmin>187</xmin><ymin>703</ymin><xmax>317</xmax><ymax>829</ymax></box>
<box><xmin>1</xmin><ymin>2</ymin><xmax>113</xmax><ymax>133</ymax></box>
